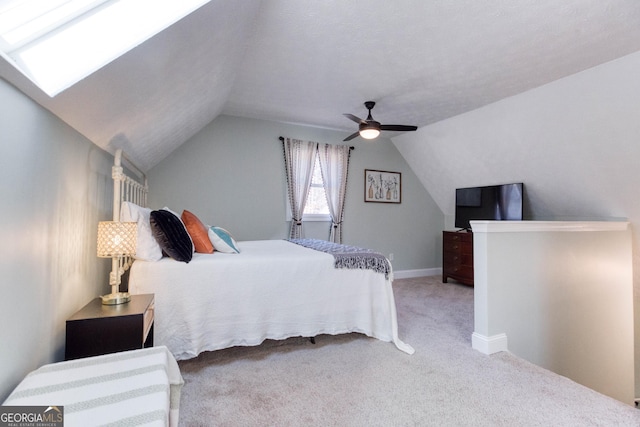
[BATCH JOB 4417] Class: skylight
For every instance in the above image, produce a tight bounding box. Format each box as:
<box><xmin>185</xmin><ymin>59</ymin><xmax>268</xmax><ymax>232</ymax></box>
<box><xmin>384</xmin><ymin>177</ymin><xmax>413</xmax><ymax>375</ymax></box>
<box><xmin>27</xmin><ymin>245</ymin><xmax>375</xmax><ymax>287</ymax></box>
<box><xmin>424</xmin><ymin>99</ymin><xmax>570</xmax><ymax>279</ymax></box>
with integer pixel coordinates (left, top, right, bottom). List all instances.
<box><xmin>0</xmin><ymin>0</ymin><xmax>210</xmax><ymax>97</ymax></box>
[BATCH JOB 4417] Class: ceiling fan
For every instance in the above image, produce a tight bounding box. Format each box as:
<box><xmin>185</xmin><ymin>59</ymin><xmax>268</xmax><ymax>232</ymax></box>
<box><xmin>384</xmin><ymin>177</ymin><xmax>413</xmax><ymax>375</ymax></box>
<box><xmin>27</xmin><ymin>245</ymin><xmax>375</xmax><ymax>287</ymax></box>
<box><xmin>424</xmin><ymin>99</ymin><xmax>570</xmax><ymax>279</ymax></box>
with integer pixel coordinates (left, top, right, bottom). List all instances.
<box><xmin>343</xmin><ymin>101</ymin><xmax>417</xmax><ymax>141</ymax></box>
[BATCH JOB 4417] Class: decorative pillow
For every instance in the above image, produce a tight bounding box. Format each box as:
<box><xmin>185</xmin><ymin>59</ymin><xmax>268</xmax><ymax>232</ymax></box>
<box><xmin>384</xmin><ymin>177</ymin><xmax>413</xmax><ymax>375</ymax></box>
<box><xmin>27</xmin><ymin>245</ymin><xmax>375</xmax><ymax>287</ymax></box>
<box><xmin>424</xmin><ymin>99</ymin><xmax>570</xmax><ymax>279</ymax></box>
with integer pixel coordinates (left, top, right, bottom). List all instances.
<box><xmin>149</xmin><ymin>209</ymin><xmax>193</xmax><ymax>262</ymax></box>
<box><xmin>208</xmin><ymin>226</ymin><xmax>240</xmax><ymax>253</ymax></box>
<box><xmin>181</xmin><ymin>210</ymin><xmax>214</xmax><ymax>254</ymax></box>
<box><xmin>162</xmin><ymin>207</ymin><xmax>194</xmax><ymax>253</ymax></box>
<box><xmin>120</xmin><ymin>202</ymin><xmax>162</xmax><ymax>261</ymax></box>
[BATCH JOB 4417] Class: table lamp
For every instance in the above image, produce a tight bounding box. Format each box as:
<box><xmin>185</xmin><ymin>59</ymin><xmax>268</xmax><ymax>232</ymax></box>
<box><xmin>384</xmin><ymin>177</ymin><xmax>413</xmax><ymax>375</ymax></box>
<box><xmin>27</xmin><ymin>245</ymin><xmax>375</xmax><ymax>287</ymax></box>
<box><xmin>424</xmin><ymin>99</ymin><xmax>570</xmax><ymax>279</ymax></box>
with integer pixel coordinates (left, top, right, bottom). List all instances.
<box><xmin>97</xmin><ymin>221</ymin><xmax>137</xmax><ymax>305</ymax></box>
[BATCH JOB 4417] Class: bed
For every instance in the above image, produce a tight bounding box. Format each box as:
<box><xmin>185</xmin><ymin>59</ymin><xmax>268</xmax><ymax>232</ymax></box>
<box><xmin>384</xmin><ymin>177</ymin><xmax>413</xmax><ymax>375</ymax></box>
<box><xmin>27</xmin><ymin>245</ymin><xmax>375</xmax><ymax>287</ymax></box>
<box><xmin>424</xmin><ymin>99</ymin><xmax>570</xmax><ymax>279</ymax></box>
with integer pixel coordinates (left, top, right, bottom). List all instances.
<box><xmin>111</xmin><ymin>150</ymin><xmax>413</xmax><ymax>360</ymax></box>
<box><xmin>2</xmin><ymin>346</ymin><xmax>183</xmax><ymax>427</ymax></box>
<box><xmin>129</xmin><ymin>239</ymin><xmax>413</xmax><ymax>359</ymax></box>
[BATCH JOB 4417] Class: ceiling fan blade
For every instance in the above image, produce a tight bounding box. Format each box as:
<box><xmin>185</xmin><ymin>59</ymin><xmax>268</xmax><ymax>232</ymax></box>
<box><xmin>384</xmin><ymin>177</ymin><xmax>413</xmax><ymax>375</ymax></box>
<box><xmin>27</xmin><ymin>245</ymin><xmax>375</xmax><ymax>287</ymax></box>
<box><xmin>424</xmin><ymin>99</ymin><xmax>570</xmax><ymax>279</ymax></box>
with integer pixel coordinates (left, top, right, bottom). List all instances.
<box><xmin>343</xmin><ymin>131</ymin><xmax>360</xmax><ymax>141</ymax></box>
<box><xmin>344</xmin><ymin>113</ymin><xmax>366</xmax><ymax>125</ymax></box>
<box><xmin>380</xmin><ymin>124</ymin><xmax>418</xmax><ymax>132</ymax></box>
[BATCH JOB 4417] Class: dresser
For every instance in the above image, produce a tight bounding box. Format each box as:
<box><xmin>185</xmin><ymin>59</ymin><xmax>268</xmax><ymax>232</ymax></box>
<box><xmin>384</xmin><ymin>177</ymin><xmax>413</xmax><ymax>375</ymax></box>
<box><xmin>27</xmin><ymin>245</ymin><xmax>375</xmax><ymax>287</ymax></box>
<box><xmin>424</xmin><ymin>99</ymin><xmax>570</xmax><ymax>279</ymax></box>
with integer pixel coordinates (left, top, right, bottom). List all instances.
<box><xmin>65</xmin><ymin>293</ymin><xmax>154</xmax><ymax>360</ymax></box>
<box><xmin>442</xmin><ymin>231</ymin><xmax>474</xmax><ymax>286</ymax></box>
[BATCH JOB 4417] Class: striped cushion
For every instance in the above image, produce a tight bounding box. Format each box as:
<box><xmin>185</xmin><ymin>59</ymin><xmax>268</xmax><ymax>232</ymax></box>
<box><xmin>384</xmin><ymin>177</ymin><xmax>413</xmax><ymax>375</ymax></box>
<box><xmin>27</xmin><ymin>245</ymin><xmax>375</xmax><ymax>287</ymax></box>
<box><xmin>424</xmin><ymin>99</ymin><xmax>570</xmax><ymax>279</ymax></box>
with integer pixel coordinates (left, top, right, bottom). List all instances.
<box><xmin>3</xmin><ymin>346</ymin><xmax>184</xmax><ymax>427</ymax></box>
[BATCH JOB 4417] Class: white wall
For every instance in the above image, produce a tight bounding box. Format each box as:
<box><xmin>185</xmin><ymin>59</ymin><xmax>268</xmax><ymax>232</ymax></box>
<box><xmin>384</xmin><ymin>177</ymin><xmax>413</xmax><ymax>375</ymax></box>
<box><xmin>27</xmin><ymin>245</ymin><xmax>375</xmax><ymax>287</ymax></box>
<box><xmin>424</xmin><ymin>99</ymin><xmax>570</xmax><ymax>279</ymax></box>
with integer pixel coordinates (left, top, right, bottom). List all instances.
<box><xmin>472</xmin><ymin>221</ymin><xmax>634</xmax><ymax>404</ymax></box>
<box><xmin>393</xmin><ymin>50</ymin><xmax>640</xmax><ymax>397</ymax></box>
<box><xmin>147</xmin><ymin>114</ymin><xmax>444</xmax><ymax>272</ymax></box>
<box><xmin>0</xmin><ymin>79</ymin><xmax>114</xmax><ymax>401</ymax></box>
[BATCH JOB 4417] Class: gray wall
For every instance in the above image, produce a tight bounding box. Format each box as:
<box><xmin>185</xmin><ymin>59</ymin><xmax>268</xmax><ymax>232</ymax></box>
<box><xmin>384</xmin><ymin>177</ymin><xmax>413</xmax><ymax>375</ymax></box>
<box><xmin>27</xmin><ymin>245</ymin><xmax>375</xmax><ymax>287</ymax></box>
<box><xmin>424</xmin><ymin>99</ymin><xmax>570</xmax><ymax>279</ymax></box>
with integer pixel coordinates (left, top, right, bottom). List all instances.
<box><xmin>148</xmin><ymin>114</ymin><xmax>443</xmax><ymax>272</ymax></box>
<box><xmin>0</xmin><ymin>79</ymin><xmax>114</xmax><ymax>401</ymax></box>
<box><xmin>393</xmin><ymin>50</ymin><xmax>640</xmax><ymax>398</ymax></box>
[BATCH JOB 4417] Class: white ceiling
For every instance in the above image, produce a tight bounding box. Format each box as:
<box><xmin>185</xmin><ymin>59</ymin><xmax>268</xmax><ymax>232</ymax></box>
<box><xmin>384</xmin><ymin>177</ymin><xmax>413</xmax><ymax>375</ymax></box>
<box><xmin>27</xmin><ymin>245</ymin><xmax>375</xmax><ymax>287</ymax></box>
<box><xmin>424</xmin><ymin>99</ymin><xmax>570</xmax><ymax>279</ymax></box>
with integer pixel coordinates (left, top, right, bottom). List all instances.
<box><xmin>2</xmin><ymin>0</ymin><xmax>640</xmax><ymax>171</ymax></box>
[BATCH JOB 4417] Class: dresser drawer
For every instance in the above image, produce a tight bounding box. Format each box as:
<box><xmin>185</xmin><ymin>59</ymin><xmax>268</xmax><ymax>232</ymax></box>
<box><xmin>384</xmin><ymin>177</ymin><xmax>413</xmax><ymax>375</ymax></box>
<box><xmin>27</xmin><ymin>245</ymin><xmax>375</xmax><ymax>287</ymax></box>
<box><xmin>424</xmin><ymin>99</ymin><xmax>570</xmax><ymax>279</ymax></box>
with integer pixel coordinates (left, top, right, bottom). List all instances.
<box><xmin>443</xmin><ymin>240</ymin><xmax>472</xmax><ymax>254</ymax></box>
<box><xmin>443</xmin><ymin>232</ymin><xmax>472</xmax><ymax>243</ymax></box>
<box><xmin>443</xmin><ymin>250</ymin><xmax>473</xmax><ymax>266</ymax></box>
<box><xmin>443</xmin><ymin>264</ymin><xmax>473</xmax><ymax>279</ymax></box>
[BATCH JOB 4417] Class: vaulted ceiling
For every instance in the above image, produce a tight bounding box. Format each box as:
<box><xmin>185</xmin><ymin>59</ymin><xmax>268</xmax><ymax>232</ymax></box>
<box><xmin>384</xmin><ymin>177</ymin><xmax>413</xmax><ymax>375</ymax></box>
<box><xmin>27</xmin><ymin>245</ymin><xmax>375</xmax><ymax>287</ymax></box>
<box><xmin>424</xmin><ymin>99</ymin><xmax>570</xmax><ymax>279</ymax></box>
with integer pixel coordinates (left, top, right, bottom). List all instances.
<box><xmin>2</xmin><ymin>0</ymin><xmax>640</xmax><ymax>172</ymax></box>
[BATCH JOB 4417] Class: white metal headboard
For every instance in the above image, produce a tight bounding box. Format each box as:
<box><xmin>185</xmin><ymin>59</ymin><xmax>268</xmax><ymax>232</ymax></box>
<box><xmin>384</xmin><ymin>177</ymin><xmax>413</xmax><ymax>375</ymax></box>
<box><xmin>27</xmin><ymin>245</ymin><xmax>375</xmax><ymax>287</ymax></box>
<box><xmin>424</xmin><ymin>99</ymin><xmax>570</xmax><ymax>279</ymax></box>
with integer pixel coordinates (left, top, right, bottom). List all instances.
<box><xmin>109</xmin><ymin>149</ymin><xmax>148</xmax><ymax>292</ymax></box>
<box><xmin>112</xmin><ymin>148</ymin><xmax>148</xmax><ymax>218</ymax></box>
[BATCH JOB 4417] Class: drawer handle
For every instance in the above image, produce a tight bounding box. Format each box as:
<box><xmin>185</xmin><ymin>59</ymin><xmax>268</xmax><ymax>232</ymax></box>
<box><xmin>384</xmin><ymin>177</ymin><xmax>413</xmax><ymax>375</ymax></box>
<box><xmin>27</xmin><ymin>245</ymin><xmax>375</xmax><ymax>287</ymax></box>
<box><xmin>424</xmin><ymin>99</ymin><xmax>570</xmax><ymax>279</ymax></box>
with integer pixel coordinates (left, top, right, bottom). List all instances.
<box><xmin>452</xmin><ymin>245</ymin><xmax>458</xmax><ymax>250</ymax></box>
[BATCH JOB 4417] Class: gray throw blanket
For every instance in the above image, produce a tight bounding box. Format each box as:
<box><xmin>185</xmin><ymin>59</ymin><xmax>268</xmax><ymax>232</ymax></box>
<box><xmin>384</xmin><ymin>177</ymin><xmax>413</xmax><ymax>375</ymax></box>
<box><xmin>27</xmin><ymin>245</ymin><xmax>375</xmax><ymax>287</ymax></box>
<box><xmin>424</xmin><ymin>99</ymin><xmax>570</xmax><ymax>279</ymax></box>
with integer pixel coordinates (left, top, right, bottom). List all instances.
<box><xmin>288</xmin><ymin>238</ymin><xmax>391</xmax><ymax>278</ymax></box>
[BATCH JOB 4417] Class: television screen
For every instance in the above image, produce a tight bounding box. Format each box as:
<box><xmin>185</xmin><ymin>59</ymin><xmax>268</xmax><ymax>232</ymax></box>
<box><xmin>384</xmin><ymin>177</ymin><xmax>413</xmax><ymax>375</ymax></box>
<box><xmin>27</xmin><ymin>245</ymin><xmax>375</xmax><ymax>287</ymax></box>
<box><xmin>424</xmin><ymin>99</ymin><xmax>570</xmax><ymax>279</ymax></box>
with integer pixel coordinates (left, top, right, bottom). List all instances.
<box><xmin>455</xmin><ymin>183</ymin><xmax>523</xmax><ymax>230</ymax></box>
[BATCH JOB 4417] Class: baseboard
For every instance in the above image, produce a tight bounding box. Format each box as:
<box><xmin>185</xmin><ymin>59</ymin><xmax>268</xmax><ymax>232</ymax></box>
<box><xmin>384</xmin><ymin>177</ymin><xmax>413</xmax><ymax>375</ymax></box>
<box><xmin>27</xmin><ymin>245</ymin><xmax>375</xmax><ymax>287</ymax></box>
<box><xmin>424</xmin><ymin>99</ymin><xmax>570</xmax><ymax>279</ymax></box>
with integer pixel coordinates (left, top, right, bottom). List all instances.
<box><xmin>394</xmin><ymin>268</ymin><xmax>442</xmax><ymax>279</ymax></box>
<box><xmin>472</xmin><ymin>332</ymin><xmax>508</xmax><ymax>355</ymax></box>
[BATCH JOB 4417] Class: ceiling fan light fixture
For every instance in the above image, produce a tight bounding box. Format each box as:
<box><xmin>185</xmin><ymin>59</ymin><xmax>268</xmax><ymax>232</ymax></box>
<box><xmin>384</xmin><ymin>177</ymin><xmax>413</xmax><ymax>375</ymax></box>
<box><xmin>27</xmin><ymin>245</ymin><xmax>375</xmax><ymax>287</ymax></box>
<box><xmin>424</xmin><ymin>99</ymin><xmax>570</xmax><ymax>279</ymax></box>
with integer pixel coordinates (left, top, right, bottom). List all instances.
<box><xmin>343</xmin><ymin>101</ymin><xmax>417</xmax><ymax>142</ymax></box>
<box><xmin>359</xmin><ymin>128</ymin><xmax>380</xmax><ymax>139</ymax></box>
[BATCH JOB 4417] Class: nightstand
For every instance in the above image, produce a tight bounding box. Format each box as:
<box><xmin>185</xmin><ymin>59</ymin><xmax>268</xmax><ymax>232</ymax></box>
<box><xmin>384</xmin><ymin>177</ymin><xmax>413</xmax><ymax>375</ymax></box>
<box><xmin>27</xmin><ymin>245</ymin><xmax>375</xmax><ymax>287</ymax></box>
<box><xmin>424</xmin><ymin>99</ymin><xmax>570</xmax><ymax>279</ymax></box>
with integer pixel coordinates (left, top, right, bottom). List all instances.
<box><xmin>65</xmin><ymin>294</ymin><xmax>154</xmax><ymax>360</ymax></box>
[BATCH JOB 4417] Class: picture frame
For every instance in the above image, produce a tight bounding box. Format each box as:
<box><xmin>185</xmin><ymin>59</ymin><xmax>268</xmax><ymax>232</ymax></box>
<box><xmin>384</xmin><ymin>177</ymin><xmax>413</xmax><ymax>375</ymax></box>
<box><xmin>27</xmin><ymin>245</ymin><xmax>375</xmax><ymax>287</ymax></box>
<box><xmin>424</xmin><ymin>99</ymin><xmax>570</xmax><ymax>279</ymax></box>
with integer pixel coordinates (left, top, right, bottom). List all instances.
<box><xmin>365</xmin><ymin>169</ymin><xmax>401</xmax><ymax>203</ymax></box>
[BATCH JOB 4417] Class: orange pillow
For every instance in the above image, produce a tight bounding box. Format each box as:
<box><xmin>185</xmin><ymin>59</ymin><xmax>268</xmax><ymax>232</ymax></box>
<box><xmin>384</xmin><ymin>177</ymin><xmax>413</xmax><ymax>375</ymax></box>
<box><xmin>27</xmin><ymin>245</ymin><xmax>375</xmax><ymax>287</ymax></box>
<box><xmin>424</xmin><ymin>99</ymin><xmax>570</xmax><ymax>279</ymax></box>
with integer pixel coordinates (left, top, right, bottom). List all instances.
<box><xmin>181</xmin><ymin>210</ymin><xmax>214</xmax><ymax>254</ymax></box>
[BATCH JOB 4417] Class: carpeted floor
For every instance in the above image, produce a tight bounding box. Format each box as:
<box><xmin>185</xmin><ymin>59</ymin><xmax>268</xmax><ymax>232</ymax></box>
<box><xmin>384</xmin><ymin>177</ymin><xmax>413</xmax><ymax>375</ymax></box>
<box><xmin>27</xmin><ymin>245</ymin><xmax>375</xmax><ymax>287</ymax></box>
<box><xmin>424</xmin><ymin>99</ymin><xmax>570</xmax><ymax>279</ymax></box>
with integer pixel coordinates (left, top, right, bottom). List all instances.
<box><xmin>176</xmin><ymin>276</ymin><xmax>640</xmax><ymax>426</ymax></box>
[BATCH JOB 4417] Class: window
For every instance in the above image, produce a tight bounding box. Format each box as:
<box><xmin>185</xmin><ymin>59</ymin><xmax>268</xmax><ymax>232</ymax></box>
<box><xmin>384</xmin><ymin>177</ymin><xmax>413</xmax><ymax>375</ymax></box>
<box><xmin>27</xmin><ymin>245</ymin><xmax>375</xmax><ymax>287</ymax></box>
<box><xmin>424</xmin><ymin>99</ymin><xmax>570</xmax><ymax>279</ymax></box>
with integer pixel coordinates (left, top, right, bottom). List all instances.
<box><xmin>0</xmin><ymin>0</ymin><xmax>210</xmax><ymax>96</ymax></box>
<box><xmin>303</xmin><ymin>155</ymin><xmax>330</xmax><ymax>221</ymax></box>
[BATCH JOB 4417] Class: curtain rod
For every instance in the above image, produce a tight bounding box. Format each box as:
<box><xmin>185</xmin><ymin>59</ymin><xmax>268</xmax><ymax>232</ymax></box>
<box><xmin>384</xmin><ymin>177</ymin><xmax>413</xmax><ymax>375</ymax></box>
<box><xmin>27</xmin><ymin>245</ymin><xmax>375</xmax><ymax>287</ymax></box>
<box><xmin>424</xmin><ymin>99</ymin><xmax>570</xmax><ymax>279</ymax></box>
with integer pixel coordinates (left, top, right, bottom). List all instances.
<box><xmin>279</xmin><ymin>136</ymin><xmax>354</xmax><ymax>150</ymax></box>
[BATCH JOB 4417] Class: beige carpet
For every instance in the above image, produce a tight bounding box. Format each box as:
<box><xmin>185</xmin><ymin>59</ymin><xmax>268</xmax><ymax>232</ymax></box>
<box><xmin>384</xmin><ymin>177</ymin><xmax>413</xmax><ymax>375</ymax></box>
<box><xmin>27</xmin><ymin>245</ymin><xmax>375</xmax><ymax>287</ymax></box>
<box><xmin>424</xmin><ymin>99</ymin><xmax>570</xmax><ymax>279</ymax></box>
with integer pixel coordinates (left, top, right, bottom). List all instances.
<box><xmin>176</xmin><ymin>276</ymin><xmax>640</xmax><ymax>426</ymax></box>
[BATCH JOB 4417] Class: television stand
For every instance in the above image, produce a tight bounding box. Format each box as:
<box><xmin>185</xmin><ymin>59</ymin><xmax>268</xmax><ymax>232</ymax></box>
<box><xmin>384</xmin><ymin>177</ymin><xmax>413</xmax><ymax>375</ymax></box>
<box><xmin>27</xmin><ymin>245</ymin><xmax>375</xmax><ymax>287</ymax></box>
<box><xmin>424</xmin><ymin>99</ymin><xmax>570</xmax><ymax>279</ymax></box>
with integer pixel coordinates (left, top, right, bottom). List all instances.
<box><xmin>442</xmin><ymin>230</ymin><xmax>474</xmax><ymax>286</ymax></box>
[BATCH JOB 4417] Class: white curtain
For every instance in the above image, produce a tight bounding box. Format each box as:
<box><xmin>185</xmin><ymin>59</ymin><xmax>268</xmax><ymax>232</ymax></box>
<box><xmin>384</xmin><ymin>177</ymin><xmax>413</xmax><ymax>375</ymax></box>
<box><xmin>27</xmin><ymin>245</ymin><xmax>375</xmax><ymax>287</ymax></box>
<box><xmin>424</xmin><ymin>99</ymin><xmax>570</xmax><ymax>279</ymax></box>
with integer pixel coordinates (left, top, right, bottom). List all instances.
<box><xmin>283</xmin><ymin>138</ymin><xmax>318</xmax><ymax>239</ymax></box>
<box><xmin>318</xmin><ymin>143</ymin><xmax>351</xmax><ymax>243</ymax></box>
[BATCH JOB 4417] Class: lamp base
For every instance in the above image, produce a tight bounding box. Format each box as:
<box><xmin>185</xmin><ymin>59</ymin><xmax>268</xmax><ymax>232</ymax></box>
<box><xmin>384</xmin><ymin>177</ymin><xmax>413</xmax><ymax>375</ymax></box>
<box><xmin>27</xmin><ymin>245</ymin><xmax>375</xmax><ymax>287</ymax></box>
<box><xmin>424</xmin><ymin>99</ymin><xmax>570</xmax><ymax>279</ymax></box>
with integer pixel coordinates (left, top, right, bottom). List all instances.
<box><xmin>101</xmin><ymin>292</ymin><xmax>131</xmax><ymax>305</ymax></box>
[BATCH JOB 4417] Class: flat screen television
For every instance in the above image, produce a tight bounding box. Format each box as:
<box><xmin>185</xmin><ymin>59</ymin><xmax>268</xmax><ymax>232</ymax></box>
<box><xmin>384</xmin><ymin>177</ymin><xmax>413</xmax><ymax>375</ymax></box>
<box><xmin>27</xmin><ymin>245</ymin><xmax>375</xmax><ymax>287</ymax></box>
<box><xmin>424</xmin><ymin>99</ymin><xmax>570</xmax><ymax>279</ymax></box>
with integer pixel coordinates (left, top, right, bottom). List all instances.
<box><xmin>455</xmin><ymin>183</ymin><xmax>524</xmax><ymax>230</ymax></box>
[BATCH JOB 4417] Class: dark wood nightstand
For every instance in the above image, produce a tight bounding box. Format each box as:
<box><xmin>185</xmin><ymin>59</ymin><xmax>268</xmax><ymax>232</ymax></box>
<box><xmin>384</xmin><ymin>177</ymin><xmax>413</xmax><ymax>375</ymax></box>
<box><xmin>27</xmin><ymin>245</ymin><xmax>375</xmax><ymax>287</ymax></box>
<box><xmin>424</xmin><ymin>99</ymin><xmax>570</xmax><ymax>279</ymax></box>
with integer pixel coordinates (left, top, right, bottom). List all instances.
<box><xmin>65</xmin><ymin>294</ymin><xmax>154</xmax><ymax>360</ymax></box>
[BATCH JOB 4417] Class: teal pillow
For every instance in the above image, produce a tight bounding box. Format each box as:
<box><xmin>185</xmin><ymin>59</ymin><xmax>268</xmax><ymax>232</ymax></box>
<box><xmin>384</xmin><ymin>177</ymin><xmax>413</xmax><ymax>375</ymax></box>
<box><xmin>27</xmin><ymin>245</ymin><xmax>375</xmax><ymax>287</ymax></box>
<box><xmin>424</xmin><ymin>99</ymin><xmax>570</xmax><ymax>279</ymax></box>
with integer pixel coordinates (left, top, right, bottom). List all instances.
<box><xmin>208</xmin><ymin>226</ymin><xmax>240</xmax><ymax>253</ymax></box>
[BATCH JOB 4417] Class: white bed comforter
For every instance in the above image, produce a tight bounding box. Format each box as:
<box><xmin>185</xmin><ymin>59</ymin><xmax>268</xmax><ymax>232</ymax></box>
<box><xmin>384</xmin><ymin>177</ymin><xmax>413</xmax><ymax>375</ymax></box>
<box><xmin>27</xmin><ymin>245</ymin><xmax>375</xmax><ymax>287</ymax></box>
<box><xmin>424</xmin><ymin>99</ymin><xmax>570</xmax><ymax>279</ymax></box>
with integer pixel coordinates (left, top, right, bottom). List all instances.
<box><xmin>129</xmin><ymin>240</ymin><xmax>413</xmax><ymax>359</ymax></box>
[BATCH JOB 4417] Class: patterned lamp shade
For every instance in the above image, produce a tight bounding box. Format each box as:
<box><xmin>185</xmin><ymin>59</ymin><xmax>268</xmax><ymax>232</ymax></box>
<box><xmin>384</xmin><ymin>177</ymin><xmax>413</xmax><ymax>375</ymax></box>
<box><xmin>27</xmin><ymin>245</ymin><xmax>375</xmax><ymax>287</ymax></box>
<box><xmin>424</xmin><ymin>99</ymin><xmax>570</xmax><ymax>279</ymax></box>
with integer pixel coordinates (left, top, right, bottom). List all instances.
<box><xmin>97</xmin><ymin>221</ymin><xmax>137</xmax><ymax>258</ymax></box>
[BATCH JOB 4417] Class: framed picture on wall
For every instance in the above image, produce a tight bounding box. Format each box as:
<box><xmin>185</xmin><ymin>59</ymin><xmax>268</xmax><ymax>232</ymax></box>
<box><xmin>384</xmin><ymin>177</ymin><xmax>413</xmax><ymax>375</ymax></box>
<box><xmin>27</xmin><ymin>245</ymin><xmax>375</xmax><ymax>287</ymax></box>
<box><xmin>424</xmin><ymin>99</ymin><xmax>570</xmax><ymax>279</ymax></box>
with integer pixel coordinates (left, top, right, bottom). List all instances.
<box><xmin>365</xmin><ymin>169</ymin><xmax>401</xmax><ymax>203</ymax></box>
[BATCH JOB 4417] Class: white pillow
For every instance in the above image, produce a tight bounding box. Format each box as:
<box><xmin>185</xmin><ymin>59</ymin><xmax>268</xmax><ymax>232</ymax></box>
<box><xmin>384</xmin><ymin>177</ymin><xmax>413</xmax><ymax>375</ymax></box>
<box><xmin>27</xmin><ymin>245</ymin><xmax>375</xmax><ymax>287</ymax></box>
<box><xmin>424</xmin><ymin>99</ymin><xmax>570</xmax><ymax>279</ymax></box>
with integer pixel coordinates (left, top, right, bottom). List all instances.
<box><xmin>208</xmin><ymin>226</ymin><xmax>240</xmax><ymax>253</ymax></box>
<box><xmin>120</xmin><ymin>202</ymin><xmax>162</xmax><ymax>261</ymax></box>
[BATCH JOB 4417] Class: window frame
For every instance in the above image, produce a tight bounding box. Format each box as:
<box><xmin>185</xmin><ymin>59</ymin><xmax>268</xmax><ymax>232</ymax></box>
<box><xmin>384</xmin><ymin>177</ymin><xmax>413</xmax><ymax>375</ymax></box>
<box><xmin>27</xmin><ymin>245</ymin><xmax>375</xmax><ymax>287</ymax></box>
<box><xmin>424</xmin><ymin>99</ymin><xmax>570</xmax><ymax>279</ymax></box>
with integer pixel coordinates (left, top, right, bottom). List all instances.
<box><xmin>284</xmin><ymin>154</ymin><xmax>331</xmax><ymax>223</ymax></box>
